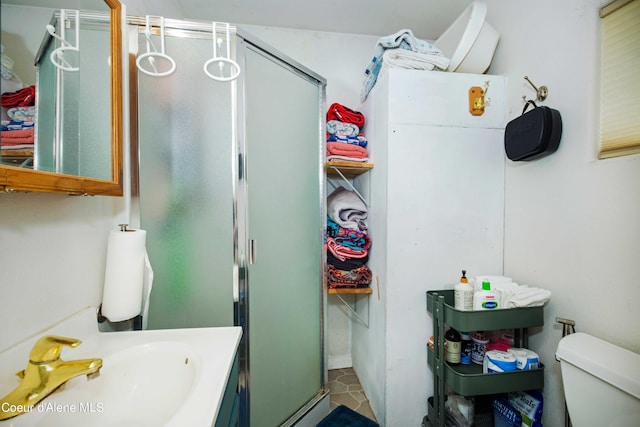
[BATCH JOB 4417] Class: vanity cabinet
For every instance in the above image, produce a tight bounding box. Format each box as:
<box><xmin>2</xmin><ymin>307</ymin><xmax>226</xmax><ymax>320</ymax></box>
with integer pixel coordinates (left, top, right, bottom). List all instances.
<box><xmin>425</xmin><ymin>290</ymin><xmax>545</xmax><ymax>426</ymax></box>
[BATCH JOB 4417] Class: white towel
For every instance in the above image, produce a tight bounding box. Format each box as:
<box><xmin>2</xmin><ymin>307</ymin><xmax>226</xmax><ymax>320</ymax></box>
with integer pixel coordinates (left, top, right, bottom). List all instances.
<box><xmin>382</xmin><ymin>48</ymin><xmax>450</xmax><ymax>71</ymax></box>
<box><xmin>503</xmin><ymin>286</ymin><xmax>551</xmax><ymax>308</ymax></box>
<box><xmin>327</xmin><ymin>187</ymin><xmax>368</xmax><ymax>232</ymax></box>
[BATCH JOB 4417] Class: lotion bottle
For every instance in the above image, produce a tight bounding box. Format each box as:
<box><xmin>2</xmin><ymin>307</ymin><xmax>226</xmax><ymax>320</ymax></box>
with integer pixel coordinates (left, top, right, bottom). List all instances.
<box><xmin>454</xmin><ymin>270</ymin><xmax>474</xmax><ymax>311</ymax></box>
<box><xmin>473</xmin><ymin>281</ymin><xmax>499</xmax><ymax>310</ymax></box>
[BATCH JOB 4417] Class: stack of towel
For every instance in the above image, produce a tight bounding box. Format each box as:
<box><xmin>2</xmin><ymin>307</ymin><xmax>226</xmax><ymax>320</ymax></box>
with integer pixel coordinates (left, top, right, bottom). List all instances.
<box><xmin>474</xmin><ymin>275</ymin><xmax>552</xmax><ymax>308</ymax></box>
<box><xmin>360</xmin><ymin>29</ymin><xmax>450</xmax><ymax>102</ymax></box>
<box><xmin>326</xmin><ymin>187</ymin><xmax>372</xmax><ymax>289</ymax></box>
<box><xmin>326</xmin><ymin>103</ymin><xmax>369</xmax><ymax>163</ymax></box>
<box><xmin>1</xmin><ymin>86</ymin><xmax>36</xmax><ymax>151</ymax></box>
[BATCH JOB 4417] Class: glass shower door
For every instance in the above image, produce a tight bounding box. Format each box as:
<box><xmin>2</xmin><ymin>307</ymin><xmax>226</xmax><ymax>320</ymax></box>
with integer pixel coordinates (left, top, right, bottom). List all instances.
<box><xmin>242</xmin><ymin>43</ymin><xmax>324</xmax><ymax>426</ymax></box>
<box><xmin>137</xmin><ymin>33</ymin><xmax>235</xmax><ymax>330</ymax></box>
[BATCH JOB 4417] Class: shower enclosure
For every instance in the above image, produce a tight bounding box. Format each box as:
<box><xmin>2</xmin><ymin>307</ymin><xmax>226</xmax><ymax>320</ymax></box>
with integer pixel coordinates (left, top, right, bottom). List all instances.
<box><xmin>128</xmin><ymin>17</ymin><xmax>327</xmax><ymax>426</ymax></box>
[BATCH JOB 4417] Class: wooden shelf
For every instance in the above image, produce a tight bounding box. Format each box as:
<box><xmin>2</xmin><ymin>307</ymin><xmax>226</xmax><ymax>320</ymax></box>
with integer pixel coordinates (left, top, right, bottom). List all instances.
<box><xmin>1</xmin><ymin>149</ymin><xmax>34</xmax><ymax>157</ymax></box>
<box><xmin>325</xmin><ymin>161</ymin><xmax>373</xmax><ymax>178</ymax></box>
<box><xmin>327</xmin><ymin>287</ymin><xmax>373</xmax><ymax>294</ymax></box>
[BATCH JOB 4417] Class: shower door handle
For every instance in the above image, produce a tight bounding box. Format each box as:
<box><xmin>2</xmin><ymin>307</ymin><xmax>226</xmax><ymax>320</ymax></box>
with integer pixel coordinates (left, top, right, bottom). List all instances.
<box><xmin>249</xmin><ymin>239</ymin><xmax>256</xmax><ymax>264</ymax></box>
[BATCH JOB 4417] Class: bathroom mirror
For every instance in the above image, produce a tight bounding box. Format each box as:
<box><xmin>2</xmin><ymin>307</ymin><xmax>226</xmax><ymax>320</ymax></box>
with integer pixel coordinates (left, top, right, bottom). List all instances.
<box><xmin>0</xmin><ymin>0</ymin><xmax>123</xmax><ymax>195</ymax></box>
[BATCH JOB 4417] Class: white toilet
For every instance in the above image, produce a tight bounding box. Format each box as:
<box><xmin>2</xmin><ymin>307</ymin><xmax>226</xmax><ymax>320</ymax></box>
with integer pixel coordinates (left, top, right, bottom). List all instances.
<box><xmin>556</xmin><ymin>332</ymin><xmax>640</xmax><ymax>427</ymax></box>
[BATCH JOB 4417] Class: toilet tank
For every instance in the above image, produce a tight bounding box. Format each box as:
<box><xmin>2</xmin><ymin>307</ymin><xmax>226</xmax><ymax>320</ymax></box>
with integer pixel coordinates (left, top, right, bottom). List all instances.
<box><xmin>556</xmin><ymin>332</ymin><xmax>640</xmax><ymax>427</ymax></box>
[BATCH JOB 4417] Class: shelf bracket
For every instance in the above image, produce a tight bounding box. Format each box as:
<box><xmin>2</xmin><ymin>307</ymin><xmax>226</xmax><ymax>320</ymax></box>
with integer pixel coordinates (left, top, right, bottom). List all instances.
<box><xmin>334</xmin><ymin>293</ymin><xmax>369</xmax><ymax>328</ymax></box>
<box><xmin>328</xmin><ymin>166</ymin><xmax>369</xmax><ymax>207</ymax></box>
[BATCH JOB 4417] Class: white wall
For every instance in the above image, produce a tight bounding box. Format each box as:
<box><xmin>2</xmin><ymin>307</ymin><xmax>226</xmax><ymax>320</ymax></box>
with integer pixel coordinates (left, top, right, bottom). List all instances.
<box><xmin>487</xmin><ymin>0</ymin><xmax>640</xmax><ymax>425</ymax></box>
<box><xmin>0</xmin><ymin>194</ymin><xmax>121</xmax><ymax>351</ymax></box>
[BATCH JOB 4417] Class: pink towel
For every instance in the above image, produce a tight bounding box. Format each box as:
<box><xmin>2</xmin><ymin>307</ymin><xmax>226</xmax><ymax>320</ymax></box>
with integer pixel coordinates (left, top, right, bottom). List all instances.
<box><xmin>1</xmin><ymin>128</ymin><xmax>34</xmax><ymax>145</ymax></box>
<box><xmin>326</xmin><ymin>237</ymin><xmax>368</xmax><ymax>261</ymax></box>
<box><xmin>326</xmin><ymin>142</ymin><xmax>367</xmax><ymax>158</ymax></box>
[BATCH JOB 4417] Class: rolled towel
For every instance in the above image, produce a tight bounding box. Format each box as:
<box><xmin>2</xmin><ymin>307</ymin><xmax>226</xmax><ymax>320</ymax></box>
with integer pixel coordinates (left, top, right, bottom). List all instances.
<box><xmin>327</xmin><ymin>186</ymin><xmax>368</xmax><ymax>232</ymax></box>
<box><xmin>326</xmin><ymin>120</ymin><xmax>359</xmax><ymax>137</ymax></box>
<box><xmin>327</xmin><ymin>103</ymin><xmax>365</xmax><ymax>128</ymax></box>
<box><xmin>1</xmin><ymin>85</ymin><xmax>35</xmax><ymax>108</ymax></box>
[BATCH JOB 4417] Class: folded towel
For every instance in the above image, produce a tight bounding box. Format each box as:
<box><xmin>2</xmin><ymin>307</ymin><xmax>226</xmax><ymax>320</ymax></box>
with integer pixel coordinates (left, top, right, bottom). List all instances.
<box><xmin>1</xmin><ymin>85</ymin><xmax>35</xmax><ymax>108</ymax></box>
<box><xmin>327</xmin><ymin>186</ymin><xmax>368</xmax><ymax>232</ymax></box>
<box><xmin>327</xmin><ymin>155</ymin><xmax>370</xmax><ymax>163</ymax></box>
<box><xmin>502</xmin><ymin>286</ymin><xmax>552</xmax><ymax>308</ymax></box>
<box><xmin>361</xmin><ymin>29</ymin><xmax>444</xmax><ymax>102</ymax></box>
<box><xmin>327</xmin><ymin>142</ymin><xmax>368</xmax><ymax>159</ymax></box>
<box><xmin>327</xmin><ymin>133</ymin><xmax>368</xmax><ymax>148</ymax></box>
<box><xmin>0</xmin><ymin>143</ymin><xmax>33</xmax><ymax>150</ymax></box>
<box><xmin>327</xmin><ymin>217</ymin><xmax>371</xmax><ymax>249</ymax></box>
<box><xmin>1</xmin><ymin>128</ymin><xmax>34</xmax><ymax>145</ymax></box>
<box><xmin>1</xmin><ymin>119</ymin><xmax>34</xmax><ymax>131</ymax></box>
<box><xmin>382</xmin><ymin>48</ymin><xmax>450</xmax><ymax>71</ymax></box>
<box><xmin>327</xmin><ymin>120</ymin><xmax>360</xmax><ymax>137</ymax></box>
<box><xmin>327</xmin><ymin>252</ymin><xmax>368</xmax><ymax>271</ymax></box>
<box><xmin>7</xmin><ymin>106</ymin><xmax>35</xmax><ymax>122</ymax></box>
<box><xmin>327</xmin><ymin>264</ymin><xmax>372</xmax><ymax>288</ymax></box>
<box><xmin>326</xmin><ymin>237</ymin><xmax>368</xmax><ymax>262</ymax></box>
<box><xmin>327</xmin><ymin>103</ymin><xmax>365</xmax><ymax>128</ymax></box>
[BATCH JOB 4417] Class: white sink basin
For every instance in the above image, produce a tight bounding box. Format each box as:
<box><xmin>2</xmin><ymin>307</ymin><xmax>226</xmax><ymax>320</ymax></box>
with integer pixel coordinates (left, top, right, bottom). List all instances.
<box><xmin>0</xmin><ymin>307</ymin><xmax>242</xmax><ymax>427</ymax></box>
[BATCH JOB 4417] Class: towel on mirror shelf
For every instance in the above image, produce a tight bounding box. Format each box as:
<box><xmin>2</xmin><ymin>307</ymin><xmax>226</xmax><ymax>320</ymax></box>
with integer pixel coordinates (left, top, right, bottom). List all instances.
<box><xmin>1</xmin><ymin>128</ymin><xmax>34</xmax><ymax>145</ymax></box>
<box><xmin>327</xmin><ymin>186</ymin><xmax>368</xmax><ymax>232</ymax></box>
<box><xmin>7</xmin><ymin>106</ymin><xmax>35</xmax><ymax>122</ymax></box>
<box><xmin>1</xmin><ymin>85</ymin><xmax>35</xmax><ymax>108</ymax></box>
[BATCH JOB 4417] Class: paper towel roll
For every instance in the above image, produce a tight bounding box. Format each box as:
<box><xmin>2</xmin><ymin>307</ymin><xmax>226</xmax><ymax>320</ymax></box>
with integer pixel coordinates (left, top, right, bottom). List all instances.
<box><xmin>101</xmin><ymin>228</ymin><xmax>147</xmax><ymax>322</ymax></box>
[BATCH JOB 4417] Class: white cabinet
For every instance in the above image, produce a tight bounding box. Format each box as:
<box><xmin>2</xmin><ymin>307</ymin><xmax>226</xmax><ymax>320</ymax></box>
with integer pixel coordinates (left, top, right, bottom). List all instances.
<box><xmin>355</xmin><ymin>69</ymin><xmax>507</xmax><ymax>427</ymax></box>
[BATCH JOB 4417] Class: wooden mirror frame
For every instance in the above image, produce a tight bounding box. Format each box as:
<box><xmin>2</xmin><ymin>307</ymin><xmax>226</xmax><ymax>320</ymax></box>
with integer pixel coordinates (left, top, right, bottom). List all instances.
<box><xmin>0</xmin><ymin>0</ymin><xmax>123</xmax><ymax>196</ymax></box>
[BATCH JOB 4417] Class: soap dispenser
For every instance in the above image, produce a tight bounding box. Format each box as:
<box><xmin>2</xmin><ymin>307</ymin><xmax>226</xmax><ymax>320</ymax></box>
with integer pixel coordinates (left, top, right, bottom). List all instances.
<box><xmin>454</xmin><ymin>269</ymin><xmax>474</xmax><ymax>311</ymax></box>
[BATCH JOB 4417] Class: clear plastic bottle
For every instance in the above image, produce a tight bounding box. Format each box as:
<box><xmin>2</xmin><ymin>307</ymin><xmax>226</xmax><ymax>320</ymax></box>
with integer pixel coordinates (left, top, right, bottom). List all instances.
<box><xmin>455</xmin><ymin>269</ymin><xmax>474</xmax><ymax>311</ymax></box>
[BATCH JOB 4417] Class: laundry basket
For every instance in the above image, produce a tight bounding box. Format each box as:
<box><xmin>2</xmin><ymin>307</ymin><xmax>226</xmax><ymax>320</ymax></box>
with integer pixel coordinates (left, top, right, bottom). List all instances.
<box><xmin>433</xmin><ymin>1</ymin><xmax>499</xmax><ymax>74</ymax></box>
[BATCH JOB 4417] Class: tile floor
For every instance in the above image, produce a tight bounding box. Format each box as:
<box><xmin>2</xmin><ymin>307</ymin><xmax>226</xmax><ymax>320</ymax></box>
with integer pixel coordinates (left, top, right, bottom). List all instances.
<box><xmin>328</xmin><ymin>368</ymin><xmax>378</xmax><ymax>423</ymax></box>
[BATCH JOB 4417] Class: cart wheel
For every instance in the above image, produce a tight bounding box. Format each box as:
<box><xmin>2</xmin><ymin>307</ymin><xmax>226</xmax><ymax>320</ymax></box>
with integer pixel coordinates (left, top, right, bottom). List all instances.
<box><xmin>422</xmin><ymin>415</ymin><xmax>434</xmax><ymax>427</ymax></box>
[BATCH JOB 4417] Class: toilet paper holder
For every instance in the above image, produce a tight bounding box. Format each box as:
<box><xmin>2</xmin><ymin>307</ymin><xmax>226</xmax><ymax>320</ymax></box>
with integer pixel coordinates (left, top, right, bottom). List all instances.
<box><xmin>97</xmin><ymin>304</ymin><xmax>142</xmax><ymax>332</ymax></box>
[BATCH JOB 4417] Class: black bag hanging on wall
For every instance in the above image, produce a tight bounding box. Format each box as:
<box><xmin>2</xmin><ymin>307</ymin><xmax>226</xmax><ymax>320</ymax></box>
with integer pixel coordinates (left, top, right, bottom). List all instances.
<box><xmin>504</xmin><ymin>100</ymin><xmax>562</xmax><ymax>161</ymax></box>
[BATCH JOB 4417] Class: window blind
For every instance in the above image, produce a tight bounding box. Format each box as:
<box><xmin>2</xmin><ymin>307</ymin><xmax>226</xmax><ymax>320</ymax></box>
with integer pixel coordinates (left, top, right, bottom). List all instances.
<box><xmin>599</xmin><ymin>0</ymin><xmax>640</xmax><ymax>159</ymax></box>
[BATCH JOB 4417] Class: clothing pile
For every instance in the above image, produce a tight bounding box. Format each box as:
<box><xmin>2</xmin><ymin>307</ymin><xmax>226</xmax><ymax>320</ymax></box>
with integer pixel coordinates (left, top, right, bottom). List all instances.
<box><xmin>326</xmin><ymin>103</ymin><xmax>369</xmax><ymax>163</ymax></box>
<box><xmin>1</xmin><ymin>88</ymin><xmax>36</xmax><ymax>152</ymax></box>
<box><xmin>360</xmin><ymin>29</ymin><xmax>450</xmax><ymax>102</ymax></box>
<box><xmin>2</xmin><ymin>44</ymin><xmax>35</xmax><ymax>154</ymax></box>
<box><xmin>326</xmin><ymin>186</ymin><xmax>372</xmax><ymax>289</ymax></box>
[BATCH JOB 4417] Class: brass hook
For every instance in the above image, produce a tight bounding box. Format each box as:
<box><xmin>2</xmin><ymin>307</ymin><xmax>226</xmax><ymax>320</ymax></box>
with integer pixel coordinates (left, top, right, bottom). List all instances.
<box><xmin>524</xmin><ymin>76</ymin><xmax>548</xmax><ymax>102</ymax></box>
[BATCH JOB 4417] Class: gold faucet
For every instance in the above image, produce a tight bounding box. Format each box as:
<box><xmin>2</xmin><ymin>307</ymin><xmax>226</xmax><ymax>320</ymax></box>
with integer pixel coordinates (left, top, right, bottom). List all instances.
<box><xmin>0</xmin><ymin>335</ymin><xmax>102</xmax><ymax>420</ymax></box>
